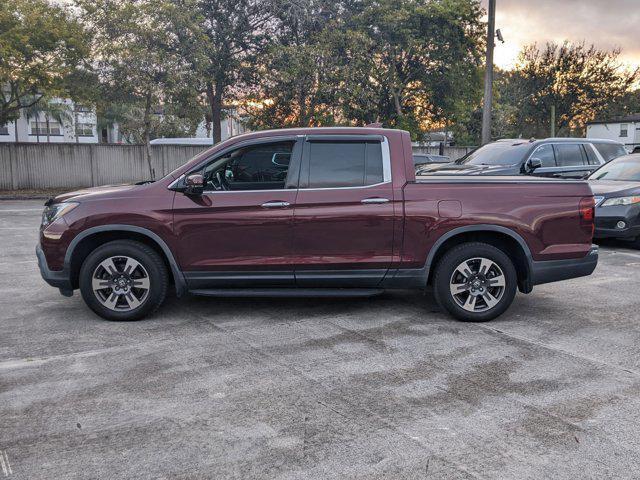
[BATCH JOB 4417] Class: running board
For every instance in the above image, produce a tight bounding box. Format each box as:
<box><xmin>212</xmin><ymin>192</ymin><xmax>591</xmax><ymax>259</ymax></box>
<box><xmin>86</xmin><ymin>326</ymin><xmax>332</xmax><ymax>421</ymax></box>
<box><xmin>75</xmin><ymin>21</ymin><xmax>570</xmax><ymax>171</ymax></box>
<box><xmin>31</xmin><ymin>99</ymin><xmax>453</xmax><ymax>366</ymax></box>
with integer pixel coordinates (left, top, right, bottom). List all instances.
<box><xmin>188</xmin><ymin>288</ymin><xmax>385</xmax><ymax>298</ymax></box>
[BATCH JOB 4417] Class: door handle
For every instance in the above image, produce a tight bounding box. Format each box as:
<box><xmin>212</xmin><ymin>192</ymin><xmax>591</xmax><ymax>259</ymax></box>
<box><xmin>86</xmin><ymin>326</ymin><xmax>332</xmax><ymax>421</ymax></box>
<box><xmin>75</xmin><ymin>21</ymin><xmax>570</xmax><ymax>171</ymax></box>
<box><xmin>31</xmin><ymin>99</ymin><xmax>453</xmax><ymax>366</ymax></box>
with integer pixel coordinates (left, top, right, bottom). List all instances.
<box><xmin>261</xmin><ymin>201</ymin><xmax>291</xmax><ymax>208</ymax></box>
<box><xmin>361</xmin><ymin>198</ymin><xmax>390</xmax><ymax>204</ymax></box>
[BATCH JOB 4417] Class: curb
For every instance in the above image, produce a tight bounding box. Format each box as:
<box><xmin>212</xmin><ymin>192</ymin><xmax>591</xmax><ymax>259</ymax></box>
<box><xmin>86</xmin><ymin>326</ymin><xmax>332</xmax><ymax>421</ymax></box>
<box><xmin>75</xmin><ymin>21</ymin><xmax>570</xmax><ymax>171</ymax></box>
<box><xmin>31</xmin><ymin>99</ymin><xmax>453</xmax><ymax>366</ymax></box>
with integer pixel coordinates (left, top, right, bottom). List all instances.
<box><xmin>0</xmin><ymin>195</ymin><xmax>50</xmax><ymax>201</ymax></box>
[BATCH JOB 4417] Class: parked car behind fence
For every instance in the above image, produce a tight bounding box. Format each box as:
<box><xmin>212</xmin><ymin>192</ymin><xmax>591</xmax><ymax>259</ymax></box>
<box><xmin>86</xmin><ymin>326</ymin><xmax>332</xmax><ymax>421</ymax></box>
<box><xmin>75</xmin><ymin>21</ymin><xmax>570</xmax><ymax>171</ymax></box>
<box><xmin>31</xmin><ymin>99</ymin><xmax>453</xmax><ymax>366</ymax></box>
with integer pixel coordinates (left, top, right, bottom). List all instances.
<box><xmin>417</xmin><ymin>138</ymin><xmax>627</xmax><ymax>179</ymax></box>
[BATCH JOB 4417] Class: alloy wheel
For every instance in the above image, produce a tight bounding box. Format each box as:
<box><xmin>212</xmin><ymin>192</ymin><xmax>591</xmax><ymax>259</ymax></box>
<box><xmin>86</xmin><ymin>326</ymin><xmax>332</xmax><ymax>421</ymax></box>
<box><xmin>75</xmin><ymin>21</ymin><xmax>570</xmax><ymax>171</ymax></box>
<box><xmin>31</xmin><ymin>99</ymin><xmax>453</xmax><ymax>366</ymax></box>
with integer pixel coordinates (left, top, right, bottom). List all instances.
<box><xmin>449</xmin><ymin>257</ymin><xmax>506</xmax><ymax>313</ymax></box>
<box><xmin>91</xmin><ymin>256</ymin><xmax>150</xmax><ymax>311</ymax></box>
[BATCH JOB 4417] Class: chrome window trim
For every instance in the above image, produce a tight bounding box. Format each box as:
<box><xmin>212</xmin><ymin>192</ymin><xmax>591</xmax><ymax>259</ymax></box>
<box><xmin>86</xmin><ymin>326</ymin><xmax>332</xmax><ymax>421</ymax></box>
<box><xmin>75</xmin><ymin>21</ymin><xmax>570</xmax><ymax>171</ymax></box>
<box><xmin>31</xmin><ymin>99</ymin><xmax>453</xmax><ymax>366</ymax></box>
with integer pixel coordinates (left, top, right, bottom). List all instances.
<box><xmin>381</xmin><ymin>137</ymin><xmax>392</xmax><ymax>183</ymax></box>
<box><xmin>526</xmin><ymin>142</ymin><xmax>606</xmax><ymax>167</ymax></box>
<box><xmin>168</xmin><ymin>135</ymin><xmax>302</xmax><ymax>193</ymax></box>
<box><xmin>299</xmin><ymin>135</ymin><xmax>392</xmax><ymax>190</ymax></box>
<box><xmin>296</xmin><ymin>180</ymin><xmax>392</xmax><ymax>192</ymax></box>
<box><xmin>169</xmin><ymin>134</ymin><xmax>393</xmax><ymax>193</ymax></box>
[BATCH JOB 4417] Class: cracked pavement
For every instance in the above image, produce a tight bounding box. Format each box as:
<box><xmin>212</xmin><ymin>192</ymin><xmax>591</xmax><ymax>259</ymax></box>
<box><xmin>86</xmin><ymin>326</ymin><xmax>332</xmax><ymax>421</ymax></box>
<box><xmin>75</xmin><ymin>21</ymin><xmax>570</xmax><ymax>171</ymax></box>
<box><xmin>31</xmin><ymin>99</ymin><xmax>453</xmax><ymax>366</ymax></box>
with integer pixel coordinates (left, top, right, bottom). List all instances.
<box><xmin>1</xmin><ymin>200</ymin><xmax>640</xmax><ymax>479</ymax></box>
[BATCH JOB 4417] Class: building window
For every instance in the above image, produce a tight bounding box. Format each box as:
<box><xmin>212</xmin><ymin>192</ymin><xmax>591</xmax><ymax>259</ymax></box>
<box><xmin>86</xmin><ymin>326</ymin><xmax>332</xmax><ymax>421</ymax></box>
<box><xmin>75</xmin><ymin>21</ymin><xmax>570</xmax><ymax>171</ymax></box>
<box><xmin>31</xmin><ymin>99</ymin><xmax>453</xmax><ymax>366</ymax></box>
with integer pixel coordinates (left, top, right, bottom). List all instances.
<box><xmin>30</xmin><ymin>121</ymin><xmax>62</xmax><ymax>136</ymax></box>
<box><xmin>75</xmin><ymin>123</ymin><xmax>94</xmax><ymax>137</ymax></box>
<box><xmin>74</xmin><ymin>104</ymin><xmax>91</xmax><ymax>113</ymax></box>
<box><xmin>620</xmin><ymin>124</ymin><xmax>628</xmax><ymax>137</ymax></box>
<box><xmin>0</xmin><ymin>125</ymin><xmax>9</xmax><ymax>135</ymax></box>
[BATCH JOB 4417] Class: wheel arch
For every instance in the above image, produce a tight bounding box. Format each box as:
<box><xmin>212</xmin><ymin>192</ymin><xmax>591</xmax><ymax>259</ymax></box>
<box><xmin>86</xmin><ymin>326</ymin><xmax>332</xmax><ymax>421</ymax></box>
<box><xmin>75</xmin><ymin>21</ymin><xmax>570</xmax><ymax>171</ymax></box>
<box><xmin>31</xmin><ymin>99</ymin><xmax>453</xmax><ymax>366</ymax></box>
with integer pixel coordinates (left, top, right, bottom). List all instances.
<box><xmin>65</xmin><ymin>225</ymin><xmax>186</xmax><ymax>296</ymax></box>
<box><xmin>426</xmin><ymin>225</ymin><xmax>534</xmax><ymax>294</ymax></box>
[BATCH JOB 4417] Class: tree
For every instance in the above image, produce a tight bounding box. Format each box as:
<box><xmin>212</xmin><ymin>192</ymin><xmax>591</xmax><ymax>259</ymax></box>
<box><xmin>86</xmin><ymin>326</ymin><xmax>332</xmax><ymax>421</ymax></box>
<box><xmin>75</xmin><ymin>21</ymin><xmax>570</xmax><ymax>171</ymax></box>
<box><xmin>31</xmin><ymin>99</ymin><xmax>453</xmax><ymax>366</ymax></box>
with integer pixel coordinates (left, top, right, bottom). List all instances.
<box><xmin>245</xmin><ymin>0</ymin><xmax>484</xmax><ymax>139</ymax></box>
<box><xmin>0</xmin><ymin>0</ymin><xmax>89</xmax><ymax>127</ymax></box>
<box><xmin>504</xmin><ymin>42</ymin><xmax>639</xmax><ymax>138</ymax></box>
<box><xmin>245</xmin><ymin>0</ymin><xmax>351</xmax><ymax>129</ymax></box>
<box><xmin>173</xmin><ymin>0</ymin><xmax>274</xmax><ymax>143</ymax></box>
<box><xmin>77</xmin><ymin>0</ymin><xmax>196</xmax><ymax>178</ymax></box>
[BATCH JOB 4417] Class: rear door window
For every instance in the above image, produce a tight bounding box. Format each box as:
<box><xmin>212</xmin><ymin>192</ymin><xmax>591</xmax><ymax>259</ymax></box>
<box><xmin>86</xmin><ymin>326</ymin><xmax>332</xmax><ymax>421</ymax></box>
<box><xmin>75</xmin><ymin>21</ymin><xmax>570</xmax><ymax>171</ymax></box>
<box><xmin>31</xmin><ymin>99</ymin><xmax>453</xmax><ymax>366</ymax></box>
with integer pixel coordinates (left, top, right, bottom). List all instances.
<box><xmin>594</xmin><ymin>143</ymin><xmax>628</xmax><ymax>162</ymax></box>
<box><xmin>305</xmin><ymin>140</ymin><xmax>384</xmax><ymax>188</ymax></box>
<box><xmin>553</xmin><ymin>144</ymin><xmax>586</xmax><ymax>167</ymax></box>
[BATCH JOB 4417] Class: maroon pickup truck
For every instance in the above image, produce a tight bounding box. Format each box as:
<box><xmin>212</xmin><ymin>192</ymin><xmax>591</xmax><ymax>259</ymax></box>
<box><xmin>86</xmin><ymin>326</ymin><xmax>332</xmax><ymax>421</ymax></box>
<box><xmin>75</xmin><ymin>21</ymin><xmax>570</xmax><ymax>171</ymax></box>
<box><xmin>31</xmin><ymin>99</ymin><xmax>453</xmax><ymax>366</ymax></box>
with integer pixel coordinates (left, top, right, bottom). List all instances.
<box><xmin>37</xmin><ymin>127</ymin><xmax>598</xmax><ymax>322</ymax></box>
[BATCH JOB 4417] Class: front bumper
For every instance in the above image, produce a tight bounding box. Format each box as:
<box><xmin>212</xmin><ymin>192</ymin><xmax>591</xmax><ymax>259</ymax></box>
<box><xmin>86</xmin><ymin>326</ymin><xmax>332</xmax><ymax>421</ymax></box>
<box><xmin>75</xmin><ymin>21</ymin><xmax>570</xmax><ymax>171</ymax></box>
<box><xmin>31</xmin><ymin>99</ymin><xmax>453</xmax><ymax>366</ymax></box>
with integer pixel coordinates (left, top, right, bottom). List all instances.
<box><xmin>531</xmin><ymin>245</ymin><xmax>599</xmax><ymax>286</ymax></box>
<box><xmin>36</xmin><ymin>244</ymin><xmax>73</xmax><ymax>296</ymax></box>
<box><xmin>594</xmin><ymin>205</ymin><xmax>640</xmax><ymax>239</ymax></box>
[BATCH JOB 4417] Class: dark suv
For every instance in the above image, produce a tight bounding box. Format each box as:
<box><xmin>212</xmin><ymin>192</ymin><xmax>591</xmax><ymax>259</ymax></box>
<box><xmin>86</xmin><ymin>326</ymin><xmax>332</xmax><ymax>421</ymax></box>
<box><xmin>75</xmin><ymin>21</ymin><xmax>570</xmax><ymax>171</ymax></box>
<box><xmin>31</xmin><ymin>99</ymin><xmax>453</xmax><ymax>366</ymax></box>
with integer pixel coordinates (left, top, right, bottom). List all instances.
<box><xmin>417</xmin><ymin>138</ymin><xmax>627</xmax><ymax>178</ymax></box>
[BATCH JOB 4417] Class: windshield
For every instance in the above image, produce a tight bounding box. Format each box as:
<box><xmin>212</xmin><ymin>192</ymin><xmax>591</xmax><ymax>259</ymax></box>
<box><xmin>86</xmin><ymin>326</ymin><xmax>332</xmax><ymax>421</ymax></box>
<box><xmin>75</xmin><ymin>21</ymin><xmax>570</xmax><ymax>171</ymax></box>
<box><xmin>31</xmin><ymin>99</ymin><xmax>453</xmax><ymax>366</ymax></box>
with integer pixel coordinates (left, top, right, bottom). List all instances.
<box><xmin>589</xmin><ymin>157</ymin><xmax>640</xmax><ymax>181</ymax></box>
<box><xmin>459</xmin><ymin>142</ymin><xmax>530</xmax><ymax>166</ymax></box>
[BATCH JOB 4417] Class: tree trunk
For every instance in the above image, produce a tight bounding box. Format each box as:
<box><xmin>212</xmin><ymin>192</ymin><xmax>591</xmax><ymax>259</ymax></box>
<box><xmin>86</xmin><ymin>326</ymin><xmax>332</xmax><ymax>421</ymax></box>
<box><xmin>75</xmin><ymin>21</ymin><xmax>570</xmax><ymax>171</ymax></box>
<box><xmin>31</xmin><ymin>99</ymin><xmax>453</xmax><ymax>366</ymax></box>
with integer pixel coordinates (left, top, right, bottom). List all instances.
<box><xmin>299</xmin><ymin>86</ymin><xmax>307</xmax><ymax>126</ymax></box>
<box><xmin>143</xmin><ymin>92</ymin><xmax>155</xmax><ymax>180</ymax></box>
<box><xmin>46</xmin><ymin>114</ymin><xmax>50</xmax><ymax>143</ymax></box>
<box><xmin>14</xmin><ymin>119</ymin><xmax>18</xmax><ymax>143</ymax></box>
<box><xmin>206</xmin><ymin>81</ymin><xmax>223</xmax><ymax>144</ymax></box>
<box><xmin>75</xmin><ymin>111</ymin><xmax>79</xmax><ymax>144</ymax></box>
<box><xmin>392</xmin><ymin>90</ymin><xmax>403</xmax><ymax>117</ymax></box>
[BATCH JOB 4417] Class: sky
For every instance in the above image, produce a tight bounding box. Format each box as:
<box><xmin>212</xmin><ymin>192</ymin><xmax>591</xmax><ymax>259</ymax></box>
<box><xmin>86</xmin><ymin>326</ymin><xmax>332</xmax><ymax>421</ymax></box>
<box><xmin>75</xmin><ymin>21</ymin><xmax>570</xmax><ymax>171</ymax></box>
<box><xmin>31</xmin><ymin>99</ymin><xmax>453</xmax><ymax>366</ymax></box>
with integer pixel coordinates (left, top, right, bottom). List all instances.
<box><xmin>480</xmin><ymin>0</ymin><xmax>640</xmax><ymax>70</ymax></box>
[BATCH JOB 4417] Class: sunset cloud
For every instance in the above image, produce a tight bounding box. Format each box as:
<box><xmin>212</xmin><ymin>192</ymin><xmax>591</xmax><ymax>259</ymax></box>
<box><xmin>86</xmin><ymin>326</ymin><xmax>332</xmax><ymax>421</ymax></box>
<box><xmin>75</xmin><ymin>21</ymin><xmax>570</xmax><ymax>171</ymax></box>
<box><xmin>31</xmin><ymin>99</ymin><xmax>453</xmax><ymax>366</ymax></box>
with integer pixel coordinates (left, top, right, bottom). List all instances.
<box><xmin>480</xmin><ymin>0</ymin><xmax>640</xmax><ymax>70</ymax></box>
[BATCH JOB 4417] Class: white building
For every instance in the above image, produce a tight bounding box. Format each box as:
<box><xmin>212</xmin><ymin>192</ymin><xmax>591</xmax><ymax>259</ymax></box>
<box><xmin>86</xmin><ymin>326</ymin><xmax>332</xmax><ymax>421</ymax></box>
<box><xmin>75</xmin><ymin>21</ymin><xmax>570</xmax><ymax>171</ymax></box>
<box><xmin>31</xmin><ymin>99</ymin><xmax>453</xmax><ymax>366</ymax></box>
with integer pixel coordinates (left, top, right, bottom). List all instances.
<box><xmin>587</xmin><ymin>114</ymin><xmax>640</xmax><ymax>153</ymax></box>
<box><xmin>1</xmin><ymin>100</ymin><xmax>248</xmax><ymax>145</ymax></box>
<box><xmin>0</xmin><ymin>99</ymin><xmax>100</xmax><ymax>144</ymax></box>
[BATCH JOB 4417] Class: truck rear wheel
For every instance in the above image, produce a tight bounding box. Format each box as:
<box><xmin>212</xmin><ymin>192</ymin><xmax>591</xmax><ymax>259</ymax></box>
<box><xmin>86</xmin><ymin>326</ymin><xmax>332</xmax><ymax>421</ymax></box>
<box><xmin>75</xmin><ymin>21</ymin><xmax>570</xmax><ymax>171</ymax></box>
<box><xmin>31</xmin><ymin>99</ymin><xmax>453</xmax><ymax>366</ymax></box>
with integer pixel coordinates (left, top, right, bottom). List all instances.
<box><xmin>79</xmin><ymin>240</ymin><xmax>168</xmax><ymax>321</ymax></box>
<box><xmin>433</xmin><ymin>242</ymin><xmax>517</xmax><ymax>322</ymax></box>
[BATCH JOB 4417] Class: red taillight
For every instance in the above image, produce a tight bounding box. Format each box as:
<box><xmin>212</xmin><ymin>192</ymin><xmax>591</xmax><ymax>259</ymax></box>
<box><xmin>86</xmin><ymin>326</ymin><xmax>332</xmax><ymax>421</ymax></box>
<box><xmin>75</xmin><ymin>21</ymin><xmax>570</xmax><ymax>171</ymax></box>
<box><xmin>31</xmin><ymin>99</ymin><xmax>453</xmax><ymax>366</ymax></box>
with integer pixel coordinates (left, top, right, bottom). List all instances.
<box><xmin>579</xmin><ymin>196</ymin><xmax>595</xmax><ymax>237</ymax></box>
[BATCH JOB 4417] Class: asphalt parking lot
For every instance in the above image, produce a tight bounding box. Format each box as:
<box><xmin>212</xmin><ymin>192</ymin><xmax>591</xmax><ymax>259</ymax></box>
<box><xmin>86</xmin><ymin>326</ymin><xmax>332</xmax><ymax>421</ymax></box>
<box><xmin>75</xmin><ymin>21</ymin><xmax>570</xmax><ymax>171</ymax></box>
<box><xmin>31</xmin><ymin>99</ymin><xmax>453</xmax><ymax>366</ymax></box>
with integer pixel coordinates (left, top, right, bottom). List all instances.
<box><xmin>2</xmin><ymin>200</ymin><xmax>640</xmax><ymax>479</ymax></box>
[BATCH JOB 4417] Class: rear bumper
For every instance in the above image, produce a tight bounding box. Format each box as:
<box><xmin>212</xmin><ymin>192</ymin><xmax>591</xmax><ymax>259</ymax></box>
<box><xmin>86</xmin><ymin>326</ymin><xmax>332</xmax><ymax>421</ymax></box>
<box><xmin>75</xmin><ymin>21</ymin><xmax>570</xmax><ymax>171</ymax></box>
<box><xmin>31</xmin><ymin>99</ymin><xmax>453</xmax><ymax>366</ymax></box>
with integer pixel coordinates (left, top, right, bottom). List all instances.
<box><xmin>531</xmin><ymin>245</ymin><xmax>599</xmax><ymax>286</ymax></box>
<box><xmin>36</xmin><ymin>244</ymin><xmax>73</xmax><ymax>296</ymax></box>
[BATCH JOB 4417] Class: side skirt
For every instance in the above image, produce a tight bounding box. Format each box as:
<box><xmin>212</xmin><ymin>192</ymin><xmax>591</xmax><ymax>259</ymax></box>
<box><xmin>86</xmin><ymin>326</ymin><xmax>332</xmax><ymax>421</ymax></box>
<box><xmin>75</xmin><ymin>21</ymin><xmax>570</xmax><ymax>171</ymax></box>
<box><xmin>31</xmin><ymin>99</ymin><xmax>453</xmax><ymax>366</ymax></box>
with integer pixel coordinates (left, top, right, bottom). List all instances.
<box><xmin>188</xmin><ymin>288</ymin><xmax>385</xmax><ymax>298</ymax></box>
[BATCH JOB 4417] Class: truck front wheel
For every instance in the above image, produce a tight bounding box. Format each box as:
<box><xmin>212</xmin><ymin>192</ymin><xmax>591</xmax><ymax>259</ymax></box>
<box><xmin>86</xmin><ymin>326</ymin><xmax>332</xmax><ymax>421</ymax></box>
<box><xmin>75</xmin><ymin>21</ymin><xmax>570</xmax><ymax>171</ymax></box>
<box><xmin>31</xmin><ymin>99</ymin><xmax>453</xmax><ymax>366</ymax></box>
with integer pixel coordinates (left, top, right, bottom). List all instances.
<box><xmin>433</xmin><ymin>242</ymin><xmax>517</xmax><ymax>322</ymax></box>
<box><xmin>79</xmin><ymin>240</ymin><xmax>168</xmax><ymax>321</ymax></box>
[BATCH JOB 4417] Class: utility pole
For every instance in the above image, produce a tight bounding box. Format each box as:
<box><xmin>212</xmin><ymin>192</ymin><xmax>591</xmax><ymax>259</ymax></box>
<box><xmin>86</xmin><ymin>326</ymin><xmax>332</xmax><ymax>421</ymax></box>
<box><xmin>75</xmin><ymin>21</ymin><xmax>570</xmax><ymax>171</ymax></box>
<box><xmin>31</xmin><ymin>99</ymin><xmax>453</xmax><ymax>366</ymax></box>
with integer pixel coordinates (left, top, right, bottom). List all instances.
<box><xmin>550</xmin><ymin>105</ymin><xmax>556</xmax><ymax>137</ymax></box>
<box><xmin>481</xmin><ymin>0</ymin><xmax>496</xmax><ymax>145</ymax></box>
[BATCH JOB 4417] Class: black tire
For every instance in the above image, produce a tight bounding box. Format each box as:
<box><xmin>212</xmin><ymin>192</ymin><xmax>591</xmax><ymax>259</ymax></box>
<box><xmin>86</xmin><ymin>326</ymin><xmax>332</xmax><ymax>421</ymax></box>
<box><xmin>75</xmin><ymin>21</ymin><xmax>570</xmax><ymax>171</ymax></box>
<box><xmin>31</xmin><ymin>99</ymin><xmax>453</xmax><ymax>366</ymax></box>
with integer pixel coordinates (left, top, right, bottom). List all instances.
<box><xmin>433</xmin><ymin>242</ymin><xmax>518</xmax><ymax>322</ymax></box>
<box><xmin>79</xmin><ymin>240</ymin><xmax>168</xmax><ymax>321</ymax></box>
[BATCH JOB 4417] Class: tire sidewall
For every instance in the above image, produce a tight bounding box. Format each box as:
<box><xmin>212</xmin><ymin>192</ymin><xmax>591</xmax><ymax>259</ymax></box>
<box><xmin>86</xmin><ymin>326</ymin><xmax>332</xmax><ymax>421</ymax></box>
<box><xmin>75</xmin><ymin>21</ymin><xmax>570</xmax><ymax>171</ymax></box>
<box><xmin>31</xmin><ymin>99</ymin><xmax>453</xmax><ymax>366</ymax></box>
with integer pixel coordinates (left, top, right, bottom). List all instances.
<box><xmin>79</xmin><ymin>241</ymin><xmax>167</xmax><ymax>321</ymax></box>
<box><xmin>434</xmin><ymin>243</ymin><xmax>518</xmax><ymax>322</ymax></box>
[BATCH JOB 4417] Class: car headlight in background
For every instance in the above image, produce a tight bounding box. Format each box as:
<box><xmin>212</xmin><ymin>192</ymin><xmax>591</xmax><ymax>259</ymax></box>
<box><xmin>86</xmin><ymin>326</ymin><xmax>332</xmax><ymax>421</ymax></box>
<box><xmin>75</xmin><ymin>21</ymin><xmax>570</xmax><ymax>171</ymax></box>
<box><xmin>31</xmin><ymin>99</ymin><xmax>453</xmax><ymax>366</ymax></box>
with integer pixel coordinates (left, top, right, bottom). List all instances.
<box><xmin>600</xmin><ymin>196</ymin><xmax>640</xmax><ymax>207</ymax></box>
<box><xmin>41</xmin><ymin>202</ymin><xmax>79</xmax><ymax>228</ymax></box>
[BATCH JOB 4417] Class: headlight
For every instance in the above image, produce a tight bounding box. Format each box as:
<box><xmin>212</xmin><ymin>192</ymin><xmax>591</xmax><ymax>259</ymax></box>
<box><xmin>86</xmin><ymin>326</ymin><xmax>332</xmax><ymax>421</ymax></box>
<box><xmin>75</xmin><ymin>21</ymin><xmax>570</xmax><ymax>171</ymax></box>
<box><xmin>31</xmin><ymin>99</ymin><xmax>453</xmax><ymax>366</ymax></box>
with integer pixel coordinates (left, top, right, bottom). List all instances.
<box><xmin>600</xmin><ymin>196</ymin><xmax>640</xmax><ymax>207</ymax></box>
<box><xmin>41</xmin><ymin>202</ymin><xmax>79</xmax><ymax>227</ymax></box>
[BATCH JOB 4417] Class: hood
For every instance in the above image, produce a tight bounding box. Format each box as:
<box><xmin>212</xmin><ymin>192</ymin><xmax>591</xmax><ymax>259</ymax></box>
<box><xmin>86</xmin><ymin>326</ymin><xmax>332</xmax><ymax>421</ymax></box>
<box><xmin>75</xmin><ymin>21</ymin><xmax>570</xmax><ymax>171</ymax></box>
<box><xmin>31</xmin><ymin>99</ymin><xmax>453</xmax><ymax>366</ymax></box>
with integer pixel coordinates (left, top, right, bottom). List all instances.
<box><xmin>417</xmin><ymin>162</ymin><xmax>517</xmax><ymax>176</ymax></box>
<box><xmin>50</xmin><ymin>183</ymin><xmax>146</xmax><ymax>204</ymax></box>
<box><xmin>588</xmin><ymin>180</ymin><xmax>640</xmax><ymax>197</ymax></box>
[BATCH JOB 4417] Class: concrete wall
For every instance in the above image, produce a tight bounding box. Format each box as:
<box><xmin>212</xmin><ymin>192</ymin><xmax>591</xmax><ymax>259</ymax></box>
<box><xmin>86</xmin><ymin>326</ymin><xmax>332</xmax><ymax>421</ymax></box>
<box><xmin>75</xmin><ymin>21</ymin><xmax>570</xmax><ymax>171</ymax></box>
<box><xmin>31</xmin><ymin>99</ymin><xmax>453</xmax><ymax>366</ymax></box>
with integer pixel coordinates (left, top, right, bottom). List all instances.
<box><xmin>412</xmin><ymin>145</ymin><xmax>475</xmax><ymax>161</ymax></box>
<box><xmin>0</xmin><ymin>143</ymin><xmax>474</xmax><ymax>190</ymax></box>
<box><xmin>0</xmin><ymin>144</ymin><xmax>207</xmax><ymax>190</ymax></box>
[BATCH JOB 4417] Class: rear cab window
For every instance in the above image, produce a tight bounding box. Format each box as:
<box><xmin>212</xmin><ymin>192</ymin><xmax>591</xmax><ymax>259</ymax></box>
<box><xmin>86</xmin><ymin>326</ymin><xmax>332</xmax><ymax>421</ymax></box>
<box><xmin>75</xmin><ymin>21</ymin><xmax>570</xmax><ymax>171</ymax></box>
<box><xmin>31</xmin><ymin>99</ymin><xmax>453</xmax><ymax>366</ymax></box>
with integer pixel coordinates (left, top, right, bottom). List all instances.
<box><xmin>301</xmin><ymin>137</ymin><xmax>387</xmax><ymax>188</ymax></box>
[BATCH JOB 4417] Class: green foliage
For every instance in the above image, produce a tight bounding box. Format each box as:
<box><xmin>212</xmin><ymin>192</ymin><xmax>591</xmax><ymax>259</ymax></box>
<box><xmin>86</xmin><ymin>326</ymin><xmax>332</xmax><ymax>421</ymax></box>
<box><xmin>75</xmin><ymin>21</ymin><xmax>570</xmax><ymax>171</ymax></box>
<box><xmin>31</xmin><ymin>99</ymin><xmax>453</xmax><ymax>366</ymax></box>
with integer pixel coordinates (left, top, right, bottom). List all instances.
<box><xmin>0</xmin><ymin>0</ymin><xmax>89</xmax><ymax>125</ymax></box>
<box><xmin>502</xmin><ymin>42</ymin><xmax>639</xmax><ymax>138</ymax></box>
<box><xmin>246</xmin><ymin>0</ymin><xmax>484</xmax><ymax>140</ymax></box>
<box><xmin>77</xmin><ymin>0</ymin><xmax>201</xmax><ymax>175</ymax></box>
<box><xmin>171</xmin><ymin>0</ymin><xmax>275</xmax><ymax>142</ymax></box>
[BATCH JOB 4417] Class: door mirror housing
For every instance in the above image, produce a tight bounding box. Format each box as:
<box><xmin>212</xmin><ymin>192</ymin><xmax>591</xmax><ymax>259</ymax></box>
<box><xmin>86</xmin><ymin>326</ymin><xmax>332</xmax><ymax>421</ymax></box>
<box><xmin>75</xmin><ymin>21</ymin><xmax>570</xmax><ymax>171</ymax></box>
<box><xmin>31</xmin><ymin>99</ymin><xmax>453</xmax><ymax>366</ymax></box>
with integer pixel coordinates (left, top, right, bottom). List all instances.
<box><xmin>184</xmin><ymin>173</ymin><xmax>204</xmax><ymax>196</ymax></box>
<box><xmin>527</xmin><ymin>158</ymin><xmax>543</xmax><ymax>172</ymax></box>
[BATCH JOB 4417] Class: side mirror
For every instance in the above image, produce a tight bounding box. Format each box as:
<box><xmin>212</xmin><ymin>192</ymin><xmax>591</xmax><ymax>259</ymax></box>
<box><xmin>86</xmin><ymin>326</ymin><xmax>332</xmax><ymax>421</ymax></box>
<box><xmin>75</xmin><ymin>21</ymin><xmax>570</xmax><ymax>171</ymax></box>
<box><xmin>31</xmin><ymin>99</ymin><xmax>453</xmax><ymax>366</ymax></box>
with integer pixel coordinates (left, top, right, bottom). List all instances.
<box><xmin>527</xmin><ymin>158</ymin><xmax>542</xmax><ymax>171</ymax></box>
<box><xmin>184</xmin><ymin>173</ymin><xmax>204</xmax><ymax>196</ymax></box>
